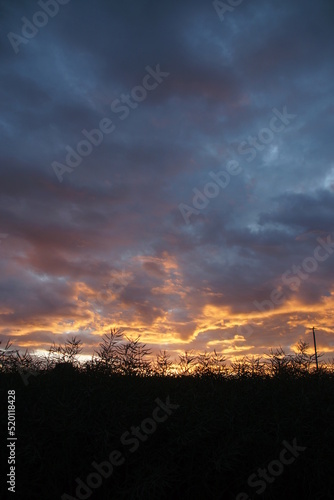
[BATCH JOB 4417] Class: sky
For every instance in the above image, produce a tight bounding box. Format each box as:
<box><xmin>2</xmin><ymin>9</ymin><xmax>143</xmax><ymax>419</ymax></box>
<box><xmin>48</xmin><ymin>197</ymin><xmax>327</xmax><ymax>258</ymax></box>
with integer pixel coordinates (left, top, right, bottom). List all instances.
<box><xmin>1</xmin><ymin>0</ymin><xmax>334</xmax><ymax>363</ymax></box>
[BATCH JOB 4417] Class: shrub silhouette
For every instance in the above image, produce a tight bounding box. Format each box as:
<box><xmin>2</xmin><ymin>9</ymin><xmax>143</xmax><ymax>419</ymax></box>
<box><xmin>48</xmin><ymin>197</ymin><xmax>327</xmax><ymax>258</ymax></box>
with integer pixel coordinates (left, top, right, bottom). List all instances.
<box><xmin>91</xmin><ymin>328</ymin><xmax>124</xmax><ymax>374</ymax></box>
<box><xmin>118</xmin><ymin>335</ymin><xmax>152</xmax><ymax>376</ymax></box>
<box><xmin>178</xmin><ymin>350</ymin><xmax>197</xmax><ymax>375</ymax></box>
<box><xmin>47</xmin><ymin>336</ymin><xmax>82</xmax><ymax>368</ymax></box>
<box><xmin>155</xmin><ymin>350</ymin><xmax>173</xmax><ymax>376</ymax></box>
<box><xmin>194</xmin><ymin>350</ymin><xmax>226</xmax><ymax>378</ymax></box>
<box><xmin>0</xmin><ymin>333</ymin><xmax>329</xmax><ymax>379</ymax></box>
<box><xmin>90</xmin><ymin>328</ymin><xmax>152</xmax><ymax>376</ymax></box>
<box><xmin>1</xmin><ymin>332</ymin><xmax>334</xmax><ymax>499</ymax></box>
<box><xmin>231</xmin><ymin>355</ymin><xmax>267</xmax><ymax>378</ymax></box>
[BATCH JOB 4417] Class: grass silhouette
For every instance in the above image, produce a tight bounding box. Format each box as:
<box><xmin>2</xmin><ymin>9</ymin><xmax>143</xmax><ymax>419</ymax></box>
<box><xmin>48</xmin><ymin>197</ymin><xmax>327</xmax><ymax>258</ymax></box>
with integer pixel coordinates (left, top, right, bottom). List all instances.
<box><xmin>1</xmin><ymin>331</ymin><xmax>334</xmax><ymax>499</ymax></box>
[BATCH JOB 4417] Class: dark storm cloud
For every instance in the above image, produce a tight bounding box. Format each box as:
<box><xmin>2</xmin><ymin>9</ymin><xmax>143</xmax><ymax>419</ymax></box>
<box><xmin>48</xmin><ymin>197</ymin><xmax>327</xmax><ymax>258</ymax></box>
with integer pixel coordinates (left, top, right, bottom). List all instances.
<box><xmin>1</xmin><ymin>0</ymin><xmax>334</xmax><ymax>358</ymax></box>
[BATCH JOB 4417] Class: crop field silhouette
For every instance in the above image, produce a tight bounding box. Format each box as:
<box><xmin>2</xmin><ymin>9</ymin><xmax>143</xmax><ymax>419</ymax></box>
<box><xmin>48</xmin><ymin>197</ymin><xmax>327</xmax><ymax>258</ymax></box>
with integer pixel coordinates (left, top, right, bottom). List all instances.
<box><xmin>1</xmin><ymin>330</ymin><xmax>334</xmax><ymax>499</ymax></box>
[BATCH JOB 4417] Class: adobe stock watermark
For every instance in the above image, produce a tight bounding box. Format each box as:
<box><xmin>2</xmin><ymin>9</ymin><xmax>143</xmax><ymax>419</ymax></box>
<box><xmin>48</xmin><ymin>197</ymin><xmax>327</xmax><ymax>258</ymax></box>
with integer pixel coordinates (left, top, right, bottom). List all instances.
<box><xmin>236</xmin><ymin>233</ymin><xmax>334</xmax><ymax>340</ymax></box>
<box><xmin>236</xmin><ymin>438</ymin><xmax>306</xmax><ymax>499</ymax></box>
<box><xmin>61</xmin><ymin>396</ymin><xmax>179</xmax><ymax>500</ymax></box>
<box><xmin>178</xmin><ymin>159</ymin><xmax>242</xmax><ymax>224</ymax></box>
<box><xmin>213</xmin><ymin>0</ymin><xmax>245</xmax><ymax>22</ymax></box>
<box><xmin>18</xmin><ymin>365</ymin><xmax>39</xmax><ymax>386</ymax></box>
<box><xmin>52</xmin><ymin>65</ymin><xmax>169</xmax><ymax>183</ymax></box>
<box><xmin>178</xmin><ymin>106</ymin><xmax>296</xmax><ymax>224</ymax></box>
<box><xmin>254</xmin><ymin>234</ymin><xmax>334</xmax><ymax>312</ymax></box>
<box><xmin>237</xmin><ymin>107</ymin><xmax>296</xmax><ymax>162</ymax></box>
<box><xmin>7</xmin><ymin>0</ymin><xmax>71</xmax><ymax>54</ymax></box>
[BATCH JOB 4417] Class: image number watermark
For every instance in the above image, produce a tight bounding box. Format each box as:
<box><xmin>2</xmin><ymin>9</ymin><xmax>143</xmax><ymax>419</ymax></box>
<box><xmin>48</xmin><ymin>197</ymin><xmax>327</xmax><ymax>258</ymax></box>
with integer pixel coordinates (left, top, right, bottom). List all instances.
<box><xmin>7</xmin><ymin>390</ymin><xmax>16</xmax><ymax>494</ymax></box>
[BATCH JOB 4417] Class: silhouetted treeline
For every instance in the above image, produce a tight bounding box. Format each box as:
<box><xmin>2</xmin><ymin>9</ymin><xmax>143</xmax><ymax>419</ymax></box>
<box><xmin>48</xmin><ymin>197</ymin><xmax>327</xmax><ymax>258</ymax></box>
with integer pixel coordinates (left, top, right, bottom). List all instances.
<box><xmin>1</xmin><ymin>330</ymin><xmax>334</xmax><ymax>499</ymax></box>
<box><xmin>0</xmin><ymin>329</ymin><xmax>331</xmax><ymax>378</ymax></box>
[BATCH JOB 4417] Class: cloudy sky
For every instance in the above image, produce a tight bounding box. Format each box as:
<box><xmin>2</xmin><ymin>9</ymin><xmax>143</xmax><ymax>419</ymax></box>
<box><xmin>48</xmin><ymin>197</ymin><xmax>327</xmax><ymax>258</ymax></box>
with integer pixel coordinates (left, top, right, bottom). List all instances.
<box><xmin>1</xmin><ymin>0</ymin><xmax>334</xmax><ymax>362</ymax></box>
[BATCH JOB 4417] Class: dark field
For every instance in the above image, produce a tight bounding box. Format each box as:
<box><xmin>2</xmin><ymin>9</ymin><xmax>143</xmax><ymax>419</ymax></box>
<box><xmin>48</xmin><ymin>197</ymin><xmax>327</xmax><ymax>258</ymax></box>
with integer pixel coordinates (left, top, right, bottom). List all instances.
<box><xmin>1</xmin><ymin>366</ymin><xmax>334</xmax><ymax>500</ymax></box>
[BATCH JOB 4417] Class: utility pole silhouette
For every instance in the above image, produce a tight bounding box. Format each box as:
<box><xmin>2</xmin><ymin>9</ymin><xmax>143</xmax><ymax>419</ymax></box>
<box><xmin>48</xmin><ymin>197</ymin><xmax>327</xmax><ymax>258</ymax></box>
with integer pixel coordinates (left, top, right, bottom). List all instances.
<box><xmin>309</xmin><ymin>326</ymin><xmax>319</xmax><ymax>371</ymax></box>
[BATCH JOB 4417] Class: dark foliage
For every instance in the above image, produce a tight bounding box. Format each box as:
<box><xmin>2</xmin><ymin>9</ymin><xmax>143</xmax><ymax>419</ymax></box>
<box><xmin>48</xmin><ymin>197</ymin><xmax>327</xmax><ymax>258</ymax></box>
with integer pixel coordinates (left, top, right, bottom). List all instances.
<box><xmin>1</xmin><ymin>334</ymin><xmax>334</xmax><ymax>499</ymax></box>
